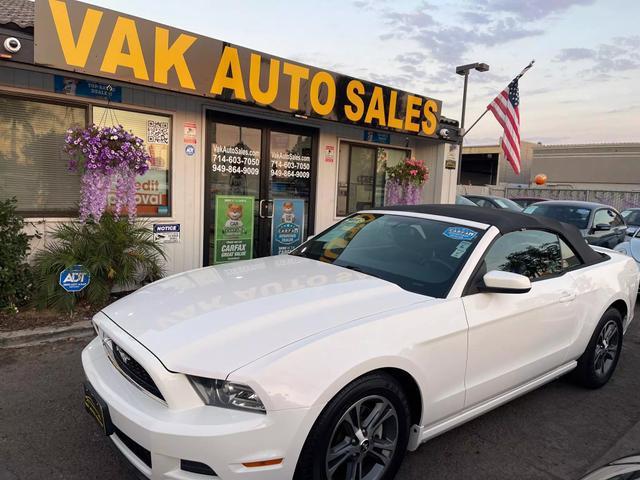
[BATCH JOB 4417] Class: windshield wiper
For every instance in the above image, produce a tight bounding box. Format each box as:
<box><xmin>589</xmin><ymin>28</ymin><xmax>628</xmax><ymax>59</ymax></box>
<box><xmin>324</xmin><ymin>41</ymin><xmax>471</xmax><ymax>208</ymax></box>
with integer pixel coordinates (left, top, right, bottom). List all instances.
<box><xmin>339</xmin><ymin>264</ymin><xmax>384</xmax><ymax>280</ymax></box>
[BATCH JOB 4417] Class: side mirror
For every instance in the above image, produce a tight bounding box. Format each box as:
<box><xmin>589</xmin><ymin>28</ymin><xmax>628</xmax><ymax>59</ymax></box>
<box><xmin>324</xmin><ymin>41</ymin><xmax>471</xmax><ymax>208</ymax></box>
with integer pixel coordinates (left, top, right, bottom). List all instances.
<box><xmin>594</xmin><ymin>223</ymin><xmax>612</xmax><ymax>232</ymax></box>
<box><xmin>480</xmin><ymin>270</ymin><xmax>531</xmax><ymax>294</ymax></box>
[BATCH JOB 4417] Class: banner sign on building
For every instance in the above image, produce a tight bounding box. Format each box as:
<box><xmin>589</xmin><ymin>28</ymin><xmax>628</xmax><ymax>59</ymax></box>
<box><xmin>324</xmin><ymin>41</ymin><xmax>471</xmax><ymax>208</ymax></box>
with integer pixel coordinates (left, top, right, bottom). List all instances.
<box><xmin>214</xmin><ymin>195</ymin><xmax>254</xmax><ymax>264</ymax></box>
<box><xmin>34</xmin><ymin>0</ymin><xmax>442</xmax><ymax>138</ymax></box>
<box><xmin>54</xmin><ymin>75</ymin><xmax>122</xmax><ymax>101</ymax></box>
<box><xmin>271</xmin><ymin>199</ymin><xmax>305</xmax><ymax>256</ymax></box>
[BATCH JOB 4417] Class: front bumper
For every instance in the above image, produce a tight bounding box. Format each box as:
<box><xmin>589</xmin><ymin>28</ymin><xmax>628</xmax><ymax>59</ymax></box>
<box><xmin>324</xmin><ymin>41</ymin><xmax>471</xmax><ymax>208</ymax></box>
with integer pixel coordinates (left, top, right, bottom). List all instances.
<box><xmin>81</xmin><ymin>337</ymin><xmax>319</xmax><ymax>480</ymax></box>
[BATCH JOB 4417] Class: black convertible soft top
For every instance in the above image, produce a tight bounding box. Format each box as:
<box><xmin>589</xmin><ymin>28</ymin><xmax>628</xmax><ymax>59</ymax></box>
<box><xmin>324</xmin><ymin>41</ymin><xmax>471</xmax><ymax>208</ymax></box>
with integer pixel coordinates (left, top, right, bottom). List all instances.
<box><xmin>376</xmin><ymin>204</ymin><xmax>605</xmax><ymax>266</ymax></box>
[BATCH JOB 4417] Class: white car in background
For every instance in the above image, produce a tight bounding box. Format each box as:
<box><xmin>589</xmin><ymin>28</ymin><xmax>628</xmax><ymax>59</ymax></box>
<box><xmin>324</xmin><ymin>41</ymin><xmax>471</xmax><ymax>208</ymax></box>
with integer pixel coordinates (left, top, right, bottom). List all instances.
<box><xmin>614</xmin><ymin>228</ymin><xmax>640</xmax><ymax>272</ymax></box>
<box><xmin>82</xmin><ymin>205</ymin><xmax>638</xmax><ymax>480</ymax></box>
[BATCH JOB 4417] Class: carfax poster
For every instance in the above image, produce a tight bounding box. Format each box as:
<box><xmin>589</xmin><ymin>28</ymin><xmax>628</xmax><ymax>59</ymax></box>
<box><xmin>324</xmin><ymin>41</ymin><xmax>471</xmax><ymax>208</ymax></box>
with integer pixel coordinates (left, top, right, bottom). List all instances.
<box><xmin>214</xmin><ymin>196</ymin><xmax>254</xmax><ymax>264</ymax></box>
<box><xmin>271</xmin><ymin>199</ymin><xmax>305</xmax><ymax>255</ymax></box>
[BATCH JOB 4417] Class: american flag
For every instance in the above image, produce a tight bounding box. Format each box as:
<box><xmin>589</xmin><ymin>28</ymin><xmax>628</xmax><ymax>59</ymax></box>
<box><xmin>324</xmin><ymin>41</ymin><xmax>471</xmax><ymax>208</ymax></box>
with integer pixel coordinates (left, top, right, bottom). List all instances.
<box><xmin>487</xmin><ymin>61</ymin><xmax>534</xmax><ymax>175</ymax></box>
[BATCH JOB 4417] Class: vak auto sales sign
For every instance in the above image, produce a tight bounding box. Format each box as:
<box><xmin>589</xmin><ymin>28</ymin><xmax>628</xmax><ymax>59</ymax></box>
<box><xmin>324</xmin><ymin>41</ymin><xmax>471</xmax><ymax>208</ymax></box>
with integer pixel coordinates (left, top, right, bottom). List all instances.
<box><xmin>34</xmin><ymin>0</ymin><xmax>442</xmax><ymax>137</ymax></box>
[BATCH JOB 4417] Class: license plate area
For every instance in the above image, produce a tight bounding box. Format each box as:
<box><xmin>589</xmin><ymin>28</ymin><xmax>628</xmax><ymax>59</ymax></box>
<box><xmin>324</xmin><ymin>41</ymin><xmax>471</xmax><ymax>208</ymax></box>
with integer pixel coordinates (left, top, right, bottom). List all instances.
<box><xmin>84</xmin><ymin>381</ymin><xmax>114</xmax><ymax>436</ymax></box>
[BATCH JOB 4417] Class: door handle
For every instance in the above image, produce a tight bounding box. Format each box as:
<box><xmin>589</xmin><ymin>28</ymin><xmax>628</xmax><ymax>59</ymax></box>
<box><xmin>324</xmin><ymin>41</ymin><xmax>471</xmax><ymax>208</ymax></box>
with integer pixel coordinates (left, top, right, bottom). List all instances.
<box><xmin>559</xmin><ymin>291</ymin><xmax>576</xmax><ymax>303</ymax></box>
<box><xmin>259</xmin><ymin>199</ymin><xmax>266</xmax><ymax>219</ymax></box>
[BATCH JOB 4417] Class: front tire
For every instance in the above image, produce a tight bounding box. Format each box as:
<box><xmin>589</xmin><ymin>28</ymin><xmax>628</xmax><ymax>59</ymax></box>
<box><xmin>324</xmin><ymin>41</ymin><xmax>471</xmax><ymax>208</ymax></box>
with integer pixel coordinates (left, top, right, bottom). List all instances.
<box><xmin>294</xmin><ymin>372</ymin><xmax>411</xmax><ymax>480</ymax></box>
<box><xmin>573</xmin><ymin>307</ymin><xmax>623</xmax><ymax>389</ymax></box>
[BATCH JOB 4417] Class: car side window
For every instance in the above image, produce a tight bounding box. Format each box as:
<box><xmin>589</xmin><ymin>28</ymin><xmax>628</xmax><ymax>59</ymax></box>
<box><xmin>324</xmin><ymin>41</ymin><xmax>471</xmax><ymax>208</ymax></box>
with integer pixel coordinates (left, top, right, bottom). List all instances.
<box><xmin>474</xmin><ymin>199</ymin><xmax>493</xmax><ymax>208</ymax></box>
<box><xmin>593</xmin><ymin>209</ymin><xmax>614</xmax><ymax>227</ymax></box>
<box><xmin>482</xmin><ymin>230</ymin><xmax>563</xmax><ymax>281</ymax></box>
<box><xmin>559</xmin><ymin>237</ymin><xmax>582</xmax><ymax>269</ymax></box>
<box><xmin>611</xmin><ymin>211</ymin><xmax>624</xmax><ymax>227</ymax></box>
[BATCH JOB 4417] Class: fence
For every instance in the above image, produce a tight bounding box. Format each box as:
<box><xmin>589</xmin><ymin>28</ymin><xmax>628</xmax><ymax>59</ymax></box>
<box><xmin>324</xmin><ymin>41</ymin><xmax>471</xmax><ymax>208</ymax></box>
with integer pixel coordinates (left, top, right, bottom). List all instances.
<box><xmin>457</xmin><ymin>185</ymin><xmax>640</xmax><ymax>212</ymax></box>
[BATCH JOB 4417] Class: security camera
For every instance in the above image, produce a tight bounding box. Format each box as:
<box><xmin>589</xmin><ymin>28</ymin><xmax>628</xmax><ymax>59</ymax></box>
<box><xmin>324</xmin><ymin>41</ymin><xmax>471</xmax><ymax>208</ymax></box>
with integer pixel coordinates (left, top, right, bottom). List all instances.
<box><xmin>3</xmin><ymin>37</ymin><xmax>21</xmax><ymax>53</ymax></box>
<box><xmin>438</xmin><ymin>128</ymin><xmax>450</xmax><ymax>139</ymax></box>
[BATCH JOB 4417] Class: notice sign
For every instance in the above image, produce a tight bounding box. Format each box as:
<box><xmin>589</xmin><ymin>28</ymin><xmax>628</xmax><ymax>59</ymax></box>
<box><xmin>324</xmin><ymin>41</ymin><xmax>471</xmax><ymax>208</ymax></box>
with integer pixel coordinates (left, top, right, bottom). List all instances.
<box><xmin>271</xmin><ymin>199</ymin><xmax>305</xmax><ymax>255</ymax></box>
<box><xmin>214</xmin><ymin>196</ymin><xmax>254</xmax><ymax>264</ymax></box>
<box><xmin>153</xmin><ymin>223</ymin><xmax>180</xmax><ymax>243</ymax></box>
<box><xmin>184</xmin><ymin>122</ymin><xmax>197</xmax><ymax>144</ymax></box>
<box><xmin>325</xmin><ymin>145</ymin><xmax>335</xmax><ymax>163</ymax></box>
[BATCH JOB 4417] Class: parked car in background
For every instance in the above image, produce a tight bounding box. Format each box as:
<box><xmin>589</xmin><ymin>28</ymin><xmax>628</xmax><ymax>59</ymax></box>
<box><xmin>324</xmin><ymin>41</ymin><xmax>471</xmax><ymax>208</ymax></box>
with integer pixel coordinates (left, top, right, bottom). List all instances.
<box><xmin>82</xmin><ymin>205</ymin><xmax>637</xmax><ymax>480</ymax></box>
<box><xmin>510</xmin><ymin>197</ymin><xmax>549</xmax><ymax>208</ymax></box>
<box><xmin>620</xmin><ymin>208</ymin><xmax>640</xmax><ymax>237</ymax></box>
<box><xmin>455</xmin><ymin>195</ymin><xmax>478</xmax><ymax>206</ymax></box>
<box><xmin>462</xmin><ymin>194</ymin><xmax>523</xmax><ymax>211</ymax></box>
<box><xmin>524</xmin><ymin>201</ymin><xmax>627</xmax><ymax>248</ymax></box>
<box><xmin>614</xmin><ymin>228</ymin><xmax>640</xmax><ymax>274</ymax></box>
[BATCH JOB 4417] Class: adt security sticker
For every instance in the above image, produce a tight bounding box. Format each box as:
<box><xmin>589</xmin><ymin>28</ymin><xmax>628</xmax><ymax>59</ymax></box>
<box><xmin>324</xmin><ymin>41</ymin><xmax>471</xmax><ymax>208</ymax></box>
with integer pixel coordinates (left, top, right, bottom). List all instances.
<box><xmin>443</xmin><ymin>226</ymin><xmax>478</xmax><ymax>241</ymax></box>
<box><xmin>185</xmin><ymin>144</ymin><xmax>196</xmax><ymax>156</ymax></box>
<box><xmin>59</xmin><ymin>265</ymin><xmax>91</xmax><ymax>293</ymax></box>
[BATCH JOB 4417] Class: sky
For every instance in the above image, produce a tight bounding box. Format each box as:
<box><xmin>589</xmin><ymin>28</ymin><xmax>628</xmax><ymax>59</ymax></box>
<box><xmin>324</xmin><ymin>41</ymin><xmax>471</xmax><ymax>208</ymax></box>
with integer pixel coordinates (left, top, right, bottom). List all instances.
<box><xmin>86</xmin><ymin>0</ymin><xmax>640</xmax><ymax>146</ymax></box>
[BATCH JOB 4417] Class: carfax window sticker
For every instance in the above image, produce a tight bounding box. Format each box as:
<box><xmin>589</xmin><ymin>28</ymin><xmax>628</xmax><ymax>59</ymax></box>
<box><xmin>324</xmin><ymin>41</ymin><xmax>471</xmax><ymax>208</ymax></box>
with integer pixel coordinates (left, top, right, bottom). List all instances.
<box><xmin>443</xmin><ymin>226</ymin><xmax>478</xmax><ymax>241</ymax></box>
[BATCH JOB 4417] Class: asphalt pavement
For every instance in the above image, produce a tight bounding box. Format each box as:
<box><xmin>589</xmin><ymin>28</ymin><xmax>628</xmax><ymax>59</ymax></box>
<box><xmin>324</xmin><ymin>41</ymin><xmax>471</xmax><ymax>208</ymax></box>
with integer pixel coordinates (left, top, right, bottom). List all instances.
<box><xmin>1</xmin><ymin>303</ymin><xmax>640</xmax><ymax>480</ymax></box>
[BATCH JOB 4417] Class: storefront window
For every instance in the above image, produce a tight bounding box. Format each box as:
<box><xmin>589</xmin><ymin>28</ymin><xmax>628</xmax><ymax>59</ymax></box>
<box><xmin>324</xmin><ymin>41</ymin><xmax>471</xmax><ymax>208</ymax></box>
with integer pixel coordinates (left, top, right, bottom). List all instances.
<box><xmin>93</xmin><ymin>107</ymin><xmax>171</xmax><ymax>217</ymax></box>
<box><xmin>0</xmin><ymin>96</ymin><xmax>85</xmax><ymax>215</ymax></box>
<box><xmin>336</xmin><ymin>143</ymin><xmax>409</xmax><ymax>216</ymax></box>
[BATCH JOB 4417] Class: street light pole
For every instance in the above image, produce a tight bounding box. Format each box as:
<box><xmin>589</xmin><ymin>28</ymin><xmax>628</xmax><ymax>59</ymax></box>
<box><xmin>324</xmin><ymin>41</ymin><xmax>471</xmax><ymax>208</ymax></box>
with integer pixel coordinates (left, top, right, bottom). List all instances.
<box><xmin>457</xmin><ymin>71</ymin><xmax>469</xmax><ymax>185</ymax></box>
<box><xmin>455</xmin><ymin>62</ymin><xmax>490</xmax><ymax>186</ymax></box>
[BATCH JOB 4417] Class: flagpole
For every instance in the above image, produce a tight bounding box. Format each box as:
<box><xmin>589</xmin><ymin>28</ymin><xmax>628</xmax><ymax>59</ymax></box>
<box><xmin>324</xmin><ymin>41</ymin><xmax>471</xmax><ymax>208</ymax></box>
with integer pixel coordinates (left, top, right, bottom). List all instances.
<box><xmin>459</xmin><ymin>59</ymin><xmax>535</xmax><ymax>139</ymax></box>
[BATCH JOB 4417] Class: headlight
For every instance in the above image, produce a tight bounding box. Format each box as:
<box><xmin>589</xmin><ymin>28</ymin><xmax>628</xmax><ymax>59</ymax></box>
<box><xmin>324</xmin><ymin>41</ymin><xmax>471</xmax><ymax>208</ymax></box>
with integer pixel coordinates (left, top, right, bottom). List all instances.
<box><xmin>188</xmin><ymin>376</ymin><xmax>266</xmax><ymax>413</ymax></box>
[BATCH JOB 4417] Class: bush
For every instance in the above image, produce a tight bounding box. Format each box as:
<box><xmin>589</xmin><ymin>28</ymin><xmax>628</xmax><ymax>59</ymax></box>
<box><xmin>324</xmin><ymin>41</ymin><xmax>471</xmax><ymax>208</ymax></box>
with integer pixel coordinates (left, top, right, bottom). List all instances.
<box><xmin>32</xmin><ymin>214</ymin><xmax>166</xmax><ymax>312</ymax></box>
<box><xmin>0</xmin><ymin>197</ymin><xmax>34</xmax><ymax>314</ymax></box>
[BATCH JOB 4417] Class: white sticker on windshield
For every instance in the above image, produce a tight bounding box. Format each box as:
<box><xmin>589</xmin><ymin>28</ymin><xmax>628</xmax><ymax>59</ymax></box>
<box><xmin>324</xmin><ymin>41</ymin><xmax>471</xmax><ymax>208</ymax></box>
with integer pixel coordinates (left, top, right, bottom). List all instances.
<box><xmin>451</xmin><ymin>241</ymin><xmax>472</xmax><ymax>258</ymax></box>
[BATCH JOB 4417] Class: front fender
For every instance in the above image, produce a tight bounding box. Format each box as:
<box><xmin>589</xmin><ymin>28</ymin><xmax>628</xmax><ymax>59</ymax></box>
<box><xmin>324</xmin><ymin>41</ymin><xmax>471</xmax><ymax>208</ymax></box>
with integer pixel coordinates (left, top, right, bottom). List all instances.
<box><xmin>228</xmin><ymin>299</ymin><xmax>469</xmax><ymax>427</ymax></box>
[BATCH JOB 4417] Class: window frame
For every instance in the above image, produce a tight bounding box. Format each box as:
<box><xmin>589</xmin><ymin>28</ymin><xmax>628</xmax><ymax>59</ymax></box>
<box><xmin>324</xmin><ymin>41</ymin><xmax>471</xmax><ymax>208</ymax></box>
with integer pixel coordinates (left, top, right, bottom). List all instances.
<box><xmin>1</xmin><ymin>91</ymin><xmax>175</xmax><ymax>218</ymax></box>
<box><xmin>463</xmin><ymin>228</ymin><xmax>587</xmax><ymax>296</ymax></box>
<box><xmin>0</xmin><ymin>92</ymin><xmax>90</xmax><ymax>218</ymax></box>
<box><xmin>335</xmin><ymin>140</ymin><xmax>411</xmax><ymax>217</ymax></box>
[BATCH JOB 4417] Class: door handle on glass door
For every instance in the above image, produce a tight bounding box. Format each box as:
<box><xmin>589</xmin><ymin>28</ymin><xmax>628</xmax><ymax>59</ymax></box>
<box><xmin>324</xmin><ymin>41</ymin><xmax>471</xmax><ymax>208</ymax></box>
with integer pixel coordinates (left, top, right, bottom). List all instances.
<box><xmin>259</xmin><ymin>199</ymin><xmax>266</xmax><ymax>219</ymax></box>
<box><xmin>559</xmin><ymin>291</ymin><xmax>576</xmax><ymax>302</ymax></box>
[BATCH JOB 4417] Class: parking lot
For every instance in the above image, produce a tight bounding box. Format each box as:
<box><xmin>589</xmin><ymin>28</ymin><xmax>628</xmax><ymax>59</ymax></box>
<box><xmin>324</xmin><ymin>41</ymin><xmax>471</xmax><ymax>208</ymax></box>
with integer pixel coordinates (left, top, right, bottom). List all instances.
<box><xmin>1</xmin><ymin>303</ymin><xmax>640</xmax><ymax>480</ymax></box>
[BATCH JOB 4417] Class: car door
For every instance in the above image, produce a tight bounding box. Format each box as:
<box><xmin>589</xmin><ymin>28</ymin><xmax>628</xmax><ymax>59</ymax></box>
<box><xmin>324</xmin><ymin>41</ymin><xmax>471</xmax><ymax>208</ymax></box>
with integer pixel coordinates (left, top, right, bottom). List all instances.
<box><xmin>462</xmin><ymin>229</ymin><xmax>579</xmax><ymax>407</ymax></box>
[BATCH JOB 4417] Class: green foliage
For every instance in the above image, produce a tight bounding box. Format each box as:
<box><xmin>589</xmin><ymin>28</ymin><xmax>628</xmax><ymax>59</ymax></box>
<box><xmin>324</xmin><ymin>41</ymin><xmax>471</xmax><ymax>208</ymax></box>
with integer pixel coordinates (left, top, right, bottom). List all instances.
<box><xmin>32</xmin><ymin>214</ymin><xmax>166</xmax><ymax>312</ymax></box>
<box><xmin>0</xmin><ymin>197</ymin><xmax>33</xmax><ymax>314</ymax></box>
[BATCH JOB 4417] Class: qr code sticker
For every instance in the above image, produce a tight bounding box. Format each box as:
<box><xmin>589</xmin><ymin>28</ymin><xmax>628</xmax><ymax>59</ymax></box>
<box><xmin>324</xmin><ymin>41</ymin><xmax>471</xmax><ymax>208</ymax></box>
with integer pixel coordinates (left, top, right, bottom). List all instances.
<box><xmin>147</xmin><ymin>120</ymin><xmax>170</xmax><ymax>144</ymax></box>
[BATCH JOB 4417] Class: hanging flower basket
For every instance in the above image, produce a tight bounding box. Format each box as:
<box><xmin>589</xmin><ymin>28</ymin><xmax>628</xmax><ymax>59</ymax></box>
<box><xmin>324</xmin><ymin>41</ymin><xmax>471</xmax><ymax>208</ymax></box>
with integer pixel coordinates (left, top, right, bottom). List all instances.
<box><xmin>64</xmin><ymin>124</ymin><xmax>150</xmax><ymax>222</ymax></box>
<box><xmin>384</xmin><ymin>158</ymin><xmax>429</xmax><ymax>206</ymax></box>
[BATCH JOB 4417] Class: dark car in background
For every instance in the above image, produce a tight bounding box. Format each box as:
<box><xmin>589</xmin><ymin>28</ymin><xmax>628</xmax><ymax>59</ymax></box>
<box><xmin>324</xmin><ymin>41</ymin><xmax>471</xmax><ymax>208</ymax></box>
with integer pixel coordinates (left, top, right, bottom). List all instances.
<box><xmin>621</xmin><ymin>208</ymin><xmax>640</xmax><ymax>237</ymax></box>
<box><xmin>523</xmin><ymin>200</ymin><xmax>626</xmax><ymax>248</ymax></box>
<box><xmin>510</xmin><ymin>197</ymin><xmax>548</xmax><ymax>208</ymax></box>
<box><xmin>462</xmin><ymin>194</ymin><xmax>523</xmax><ymax>211</ymax></box>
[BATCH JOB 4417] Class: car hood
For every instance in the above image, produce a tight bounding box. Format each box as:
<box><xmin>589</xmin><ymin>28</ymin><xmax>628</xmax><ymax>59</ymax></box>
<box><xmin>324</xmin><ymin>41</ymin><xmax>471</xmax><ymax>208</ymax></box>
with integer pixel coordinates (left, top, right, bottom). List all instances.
<box><xmin>102</xmin><ymin>256</ymin><xmax>429</xmax><ymax>378</ymax></box>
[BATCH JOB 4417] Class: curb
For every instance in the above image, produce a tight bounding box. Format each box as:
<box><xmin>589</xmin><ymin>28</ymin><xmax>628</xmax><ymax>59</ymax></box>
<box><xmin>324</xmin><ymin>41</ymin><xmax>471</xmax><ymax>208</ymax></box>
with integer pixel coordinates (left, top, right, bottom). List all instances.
<box><xmin>0</xmin><ymin>321</ymin><xmax>95</xmax><ymax>349</ymax></box>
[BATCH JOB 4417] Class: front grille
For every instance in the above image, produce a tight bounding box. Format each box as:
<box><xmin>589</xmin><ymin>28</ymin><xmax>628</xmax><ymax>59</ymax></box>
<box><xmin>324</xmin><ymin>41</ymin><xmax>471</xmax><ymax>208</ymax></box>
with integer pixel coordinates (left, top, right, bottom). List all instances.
<box><xmin>113</xmin><ymin>426</ymin><xmax>152</xmax><ymax>468</ymax></box>
<box><xmin>181</xmin><ymin>459</ymin><xmax>217</xmax><ymax>476</ymax></box>
<box><xmin>111</xmin><ymin>342</ymin><xmax>165</xmax><ymax>401</ymax></box>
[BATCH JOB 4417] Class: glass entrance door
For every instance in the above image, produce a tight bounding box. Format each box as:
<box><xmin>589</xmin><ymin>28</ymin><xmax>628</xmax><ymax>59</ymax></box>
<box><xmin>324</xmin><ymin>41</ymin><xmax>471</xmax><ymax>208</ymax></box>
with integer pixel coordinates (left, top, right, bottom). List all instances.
<box><xmin>204</xmin><ymin>112</ymin><xmax>316</xmax><ymax>265</ymax></box>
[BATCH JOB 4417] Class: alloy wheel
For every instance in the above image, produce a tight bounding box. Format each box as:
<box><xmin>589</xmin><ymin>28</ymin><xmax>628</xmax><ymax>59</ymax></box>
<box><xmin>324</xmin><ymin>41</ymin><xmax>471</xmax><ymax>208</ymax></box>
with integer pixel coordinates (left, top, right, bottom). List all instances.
<box><xmin>325</xmin><ymin>395</ymin><xmax>399</xmax><ymax>480</ymax></box>
<box><xmin>593</xmin><ymin>320</ymin><xmax>620</xmax><ymax>377</ymax></box>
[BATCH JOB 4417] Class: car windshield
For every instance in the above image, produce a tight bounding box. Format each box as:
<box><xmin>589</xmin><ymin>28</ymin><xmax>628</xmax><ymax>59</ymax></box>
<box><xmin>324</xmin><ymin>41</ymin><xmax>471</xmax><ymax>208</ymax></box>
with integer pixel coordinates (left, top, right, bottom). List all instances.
<box><xmin>493</xmin><ymin>197</ymin><xmax>523</xmax><ymax>211</ymax></box>
<box><xmin>523</xmin><ymin>204</ymin><xmax>592</xmax><ymax>229</ymax></box>
<box><xmin>292</xmin><ymin>213</ymin><xmax>484</xmax><ymax>298</ymax></box>
<box><xmin>621</xmin><ymin>210</ymin><xmax>640</xmax><ymax>226</ymax></box>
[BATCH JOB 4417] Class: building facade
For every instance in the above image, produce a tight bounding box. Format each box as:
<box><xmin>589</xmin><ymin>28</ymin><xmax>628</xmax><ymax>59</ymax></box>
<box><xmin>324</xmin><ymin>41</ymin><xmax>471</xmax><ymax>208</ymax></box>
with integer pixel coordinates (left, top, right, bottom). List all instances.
<box><xmin>0</xmin><ymin>0</ymin><xmax>461</xmax><ymax>275</ymax></box>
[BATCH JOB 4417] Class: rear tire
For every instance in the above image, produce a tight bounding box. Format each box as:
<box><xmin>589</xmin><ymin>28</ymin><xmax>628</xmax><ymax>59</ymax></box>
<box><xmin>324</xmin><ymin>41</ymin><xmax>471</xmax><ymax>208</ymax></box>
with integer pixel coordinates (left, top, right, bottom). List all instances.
<box><xmin>573</xmin><ymin>307</ymin><xmax>623</xmax><ymax>389</ymax></box>
<box><xmin>294</xmin><ymin>372</ymin><xmax>411</xmax><ymax>480</ymax></box>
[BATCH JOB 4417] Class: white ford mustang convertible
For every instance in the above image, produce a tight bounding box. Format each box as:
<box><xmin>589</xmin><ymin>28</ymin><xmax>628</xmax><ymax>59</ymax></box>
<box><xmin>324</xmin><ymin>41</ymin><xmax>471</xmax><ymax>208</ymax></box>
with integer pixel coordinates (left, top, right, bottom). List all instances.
<box><xmin>82</xmin><ymin>205</ymin><xmax>639</xmax><ymax>480</ymax></box>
